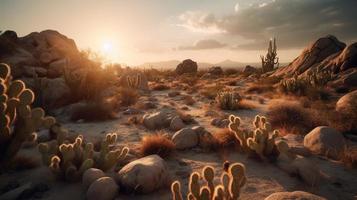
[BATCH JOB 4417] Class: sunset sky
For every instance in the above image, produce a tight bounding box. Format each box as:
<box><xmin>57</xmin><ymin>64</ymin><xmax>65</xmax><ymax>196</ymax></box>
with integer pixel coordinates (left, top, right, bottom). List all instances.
<box><xmin>1</xmin><ymin>0</ymin><xmax>356</xmax><ymax>65</ymax></box>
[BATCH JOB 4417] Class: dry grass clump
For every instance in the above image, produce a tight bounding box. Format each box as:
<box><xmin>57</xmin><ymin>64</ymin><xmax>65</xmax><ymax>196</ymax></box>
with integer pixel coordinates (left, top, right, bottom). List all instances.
<box><xmin>140</xmin><ymin>133</ymin><xmax>175</xmax><ymax>158</ymax></box>
<box><xmin>326</xmin><ymin>110</ymin><xmax>357</xmax><ymax>134</ymax></box>
<box><xmin>267</xmin><ymin>101</ymin><xmax>322</xmax><ymax>135</ymax></box>
<box><xmin>341</xmin><ymin>146</ymin><xmax>357</xmax><ymax>169</ymax></box>
<box><xmin>215</xmin><ymin>91</ymin><xmax>255</xmax><ymax>110</ymax></box>
<box><xmin>177</xmin><ymin>110</ymin><xmax>194</xmax><ymax>124</ymax></box>
<box><xmin>150</xmin><ymin>83</ymin><xmax>171</xmax><ymax>91</ymax></box>
<box><xmin>183</xmin><ymin>95</ymin><xmax>196</xmax><ymax>105</ymax></box>
<box><xmin>256</xmin><ymin>76</ymin><xmax>282</xmax><ymax>85</ymax></box>
<box><xmin>224</xmin><ymin>68</ymin><xmax>240</xmax><ymax>76</ymax></box>
<box><xmin>70</xmin><ymin>101</ymin><xmax>117</xmax><ymax>122</ymax></box>
<box><xmin>213</xmin><ymin>128</ymin><xmax>240</xmax><ymax>149</ymax></box>
<box><xmin>117</xmin><ymin>87</ymin><xmax>139</xmax><ymax>106</ymax></box>
<box><xmin>245</xmin><ymin>84</ymin><xmax>274</xmax><ymax>94</ymax></box>
<box><xmin>179</xmin><ymin>74</ymin><xmax>199</xmax><ymax>86</ymax></box>
<box><xmin>200</xmin><ymin>84</ymin><xmax>224</xmax><ymax>99</ymax></box>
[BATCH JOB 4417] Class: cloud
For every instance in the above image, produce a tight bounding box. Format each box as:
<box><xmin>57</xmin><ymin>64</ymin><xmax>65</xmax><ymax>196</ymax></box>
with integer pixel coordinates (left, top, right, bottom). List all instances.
<box><xmin>178</xmin><ymin>0</ymin><xmax>357</xmax><ymax>50</ymax></box>
<box><xmin>177</xmin><ymin>39</ymin><xmax>227</xmax><ymax>50</ymax></box>
<box><xmin>177</xmin><ymin>11</ymin><xmax>224</xmax><ymax>33</ymax></box>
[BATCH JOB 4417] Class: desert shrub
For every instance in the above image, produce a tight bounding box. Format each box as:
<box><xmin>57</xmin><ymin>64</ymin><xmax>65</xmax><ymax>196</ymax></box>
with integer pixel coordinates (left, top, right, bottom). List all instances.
<box><xmin>200</xmin><ymin>84</ymin><xmax>224</xmax><ymax>99</ymax></box>
<box><xmin>179</xmin><ymin>74</ymin><xmax>199</xmax><ymax>86</ymax></box>
<box><xmin>326</xmin><ymin>110</ymin><xmax>357</xmax><ymax>134</ymax></box>
<box><xmin>245</xmin><ymin>84</ymin><xmax>274</xmax><ymax>94</ymax></box>
<box><xmin>341</xmin><ymin>146</ymin><xmax>357</xmax><ymax>168</ymax></box>
<box><xmin>117</xmin><ymin>87</ymin><xmax>139</xmax><ymax>106</ymax></box>
<box><xmin>140</xmin><ymin>133</ymin><xmax>175</xmax><ymax>158</ymax></box>
<box><xmin>151</xmin><ymin>83</ymin><xmax>170</xmax><ymax>91</ymax></box>
<box><xmin>183</xmin><ymin>95</ymin><xmax>196</xmax><ymax>105</ymax></box>
<box><xmin>177</xmin><ymin>110</ymin><xmax>194</xmax><ymax>124</ymax></box>
<box><xmin>64</xmin><ymin>64</ymin><xmax>117</xmax><ymax>103</ymax></box>
<box><xmin>256</xmin><ymin>76</ymin><xmax>282</xmax><ymax>85</ymax></box>
<box><xmin>213</xmin><ymin>128</ymin><xmax>240</xmax><ymax>149</ymax></box>
<box><xmin>267</xmin><ymin>101</ymin><xmax>322</xmax><ymax>135</ymax></box>
<box><xmin>142</xmin><ymin>68</ymin><xmax>162</xmax><ymax>82</ymax></box>
<box><xmin>70</xmin><ymin>101</ymin><xmax>116</xmax><ymax>122</ymax></box>
<box><xmin>215</xmin><ymin>91</ymin><xmax>254</xmax><ymax>110</ymax></box>
<box><xmin>278</xmin><ymin>69</ymin><xmax>334</xmax><ymax>100</ymax></box>
<box><xmin>224</xmin><ymin>68</ymin><xmax>240</xmax><ymax>76</ymax></box>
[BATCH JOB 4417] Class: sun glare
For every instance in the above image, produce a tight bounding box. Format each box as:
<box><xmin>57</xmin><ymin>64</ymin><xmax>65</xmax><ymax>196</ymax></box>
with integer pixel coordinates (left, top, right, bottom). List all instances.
<box><xmin>100</xmin><ymin>40</ymin><xmax>119</xmax><ymax>62</ymax></box>
<box><xmin>102</xmin><ymin>42</ymin><xmax>113</xmax><ymax>53</ymax></box>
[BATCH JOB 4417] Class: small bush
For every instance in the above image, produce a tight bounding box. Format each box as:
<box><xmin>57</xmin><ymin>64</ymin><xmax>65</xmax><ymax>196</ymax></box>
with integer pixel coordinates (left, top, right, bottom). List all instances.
<box><xmin>341</xmin><ymin>146</ymin><xmax>357</xmax><ymax>168</ymax></box>
<box><xmin>213</xmin><ymin>128</ymin><xmax>240</xmax><ymax>149</ymax></box>
<box><xmin>200</xmin><ymin>84</ymin><xmax>224</xmax><ymax>99</ymax></box>
<box><xmin>177</xmin><ymin>110</ymin><xmax>194</xmax><ymax>124</ymax></box>
<box><xmin>140</xmin><ymin>133</ymin><xmax>175</xmax><ymax>158</ymax></box>
<box><xmin>224</xmin><ymin>68</ymin><xmax>239</xmax><ymax>76</ymax></box>
<box><xmin>245</xmin><ymin>84</ymin><xmax>274</xmax><ymax>94</ymax></box>
<box><xmin>183</xmin><ymin>95</ymin><xmax>195</xmax><ymax>105</ymax></box>
<box><xmin>117</xmin><ymin>87</ymin><xmax>139</xmax><ymax>106</ymax></box>
<box><xmin>71</xmin><ymin>101</ymin><xmax>116</xmax><ymax>122</ymax></box>
<box><xmin>216</xmin><ymin>91</ymin><xmax>253</xmax><ymax>110</ymax></box>
<box><xmin>151</xmin><ymin>83</ymin><xmax>170</xmax><ymax>91</ymax></box>
<box><xmin>267</xmin><ymin>101</ymin><xmax>322</xmax><ymax>135</ymax></box>
<box><xmin>179</xmin><ymin>74</ymin><xmax>199</xmax><ymax>86</ymax></box>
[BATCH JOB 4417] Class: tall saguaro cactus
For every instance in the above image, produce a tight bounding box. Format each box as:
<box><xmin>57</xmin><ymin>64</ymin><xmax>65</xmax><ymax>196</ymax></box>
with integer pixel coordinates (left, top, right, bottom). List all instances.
<box><xmin>260</xmin><ymin>38</ymin><xmax>279</xmax><ymax>73</ymax></box>
<box><xmin>0</xmin><ymin>63</ymin><xmax>56</xmax><ymax>167</ymax></box>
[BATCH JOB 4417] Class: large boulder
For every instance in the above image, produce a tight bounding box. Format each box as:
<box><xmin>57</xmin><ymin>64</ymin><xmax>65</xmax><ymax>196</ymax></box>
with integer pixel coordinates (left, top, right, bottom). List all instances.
<box><xmin>82</xmin><ymin>168</ymin><xmax>106</xmax><ymax>189</ymax></box>
<box><xmin>41</xmin><ymin>78</ymin><xmax>70</xmax><ymax>107</ymax></box>
<box><xmin>170</xmin><ymin>116</ymin><xmax>185</xmax><ymax>131</ymax></box>
<box><xmin>336</xmin><ymin>90</ymin><xmax>357</xmax><ymax>114</ymax></box>
<box><xmin>208</xmin><ymin>66</ymin><xmax>223</xmax><ymax>75</ymax></box>
<box><xmin>47</xmin><ymin>58</ymin><xmax>67</xmax><ymax>78</ymax></box>
<box><xmin>116</xmin><ymin>155</ymin><xmax>170</xmax><ymax>193</ymax></box>
<box><xmin>142</xmin><ymin>110</ymin><xmax>175</xmax><ymax>130</ymax></box>
<box><xmin>175</xmin><ymin>59</ymin><xmax>198</xmax><ymax>75</ymax></box>
<box><xmin>87</xmin><ymin>177</ymin><xmax>118</xmax><ymax>200</ymax></box>
<box><xmin>273</xmin><ymin>35</ymin><xmax>346</xmax><ymax>77</ymax></box>
<box><xmin>304</xmin><ymin>126</ymin><xmax>345</xmax><ymax>159</ymax></box>
<box><xmin>172</xmin><ymin>128</ymin><xmax>199</xmax><ymax>149</ymax></box>
<box><xmin>265</xmin><ymin>191</ymin><xmax>326</xmax><ymax>200</ymax></box>
<box><xmin>243</xmin><ymin>65</ymin><xmax>258</xmax><ymax>75</ymax></box>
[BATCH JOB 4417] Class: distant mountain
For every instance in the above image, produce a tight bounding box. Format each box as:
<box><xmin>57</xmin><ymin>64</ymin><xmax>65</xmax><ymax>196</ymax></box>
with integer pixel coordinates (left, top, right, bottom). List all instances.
<box><xmin>137</xmin><ymin>59</ymin><xmax>259</xmax><ymax>70</ymax></box>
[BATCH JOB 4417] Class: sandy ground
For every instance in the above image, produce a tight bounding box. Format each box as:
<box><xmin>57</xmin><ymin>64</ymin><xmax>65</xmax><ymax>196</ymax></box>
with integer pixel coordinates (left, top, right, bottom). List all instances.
<box><xmin>1</xmin><ymin>81</ymin><xmax>357</xmax><ymax>200</ymax></box>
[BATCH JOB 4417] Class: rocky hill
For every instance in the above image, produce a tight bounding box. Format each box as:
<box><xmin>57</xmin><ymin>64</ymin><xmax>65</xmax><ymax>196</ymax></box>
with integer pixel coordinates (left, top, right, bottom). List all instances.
<box><xmin>273</xmin><ymin>35</ymin><xmax>357</xmax><ymax>87</ymax></box>
<box><xmin>0</xmin><ymin>30</ymin><xmax>95</xmax><ymax>108</ymax></box>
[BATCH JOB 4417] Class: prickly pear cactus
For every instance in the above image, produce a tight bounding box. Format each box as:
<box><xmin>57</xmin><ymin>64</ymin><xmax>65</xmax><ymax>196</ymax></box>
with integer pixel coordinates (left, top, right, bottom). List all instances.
<box><xmin>247</xmin><ymin>115</ymin><xmax>279</xmax><ymax>160</ymax></box>
<box><xmin>39</xmin><ymin>132</ymin><xmax>129</xmax><ymax>182</ymax></box>
<box><xmin>171</xmin><ymin>162</ymin><xmax>246</xmax><ymax>200</ymax></box>
<box><xmin>228</xmin><ymin>115</ymin><xmax>253</xmax><ymax>152</ymax></box>
<box><xmin>0</xmin><ymin>63</ymin><xmax>56</xmax><ymax>167</ymax></box>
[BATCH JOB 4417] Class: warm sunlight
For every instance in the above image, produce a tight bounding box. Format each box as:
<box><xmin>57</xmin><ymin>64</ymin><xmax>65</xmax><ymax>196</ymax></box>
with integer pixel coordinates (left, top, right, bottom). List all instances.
<box><xmin>0</xmin><ymin>1</ymin><xmax>356</xmax><ymax>199</ymax></box>
<box><xmin>99</xmin><ymin>40</ymin><xmax>119</xmax><ymax>63</ymax></box>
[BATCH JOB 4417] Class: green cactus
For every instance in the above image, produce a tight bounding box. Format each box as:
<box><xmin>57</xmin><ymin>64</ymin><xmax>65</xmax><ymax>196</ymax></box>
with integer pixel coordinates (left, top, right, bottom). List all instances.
<box><xmin>171</xmin><ymin>162</ymin><xmax>246</xmax><ymax>200</ymax></box>
<box><xmin>215</xmin><ymin>91</ymin><xmax>242</xmax><ymax>110</ymax></box>
<box><xmin>0</xmin><ymin>63</ymin><xmax>56</xmax><ymax>167</ymax></box>
<box><xmin>260</xmin><ymin>38</ymin><xmax>279</xmax><ymax>73</ymax></box>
